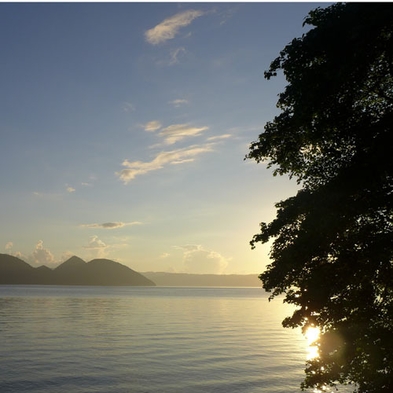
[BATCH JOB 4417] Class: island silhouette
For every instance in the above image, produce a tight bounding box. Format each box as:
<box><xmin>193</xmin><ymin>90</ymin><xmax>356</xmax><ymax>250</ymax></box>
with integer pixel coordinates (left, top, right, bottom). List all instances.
<box><xmin>0</xmin><ymin>254</ymin><xmax>155</xmax><ymax>286</ymax></box>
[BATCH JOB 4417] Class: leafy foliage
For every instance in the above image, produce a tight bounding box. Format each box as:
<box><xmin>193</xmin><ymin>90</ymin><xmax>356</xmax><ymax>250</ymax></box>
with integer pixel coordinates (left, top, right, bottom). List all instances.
<box><xmin>247</xmin><ymin>4</ymin><xmax>393</xmax><ymax>392</ymax></box>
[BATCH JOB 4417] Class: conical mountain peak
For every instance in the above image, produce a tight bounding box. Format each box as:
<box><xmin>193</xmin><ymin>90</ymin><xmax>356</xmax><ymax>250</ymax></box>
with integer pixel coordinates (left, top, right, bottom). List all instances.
<box><xmin>66</xmin><ymin>255</ymin><xmax>86</xmax><ymax>264</ymax></box>
<box><xmin>55</xmin><ymin>255</ymin><xmax>86</xmax><ymax>270</ymax></box>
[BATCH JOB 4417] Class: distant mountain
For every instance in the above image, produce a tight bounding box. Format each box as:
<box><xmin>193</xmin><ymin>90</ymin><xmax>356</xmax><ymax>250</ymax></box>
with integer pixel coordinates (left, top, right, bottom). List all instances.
<box><xmin>0</xmin><ymin>254</ymin><xmax>35</xmax><ymax>284</ymax></box>
<box><xmin>142</xmin><ymin>272</ymin><xmax>261</xmax><ymax>287</ymax></box>
<box><xmin>0</xmin><ymin>254</ymin><xmax>155</xmax><ymax>286</ymax></box>
<box><xmin>56</xmin><ymin>255</ymin><xmax>86</xmax><ymax>270</ymax></box>
<box><xmin>0</xmin><ymin>253</ymin><xmax>262</xmax><ymax>287</ymax></box>
<box><xmin>52</xmin><ymin>258</ymin><xmax>155</xmax><ymax>286</ymax></box>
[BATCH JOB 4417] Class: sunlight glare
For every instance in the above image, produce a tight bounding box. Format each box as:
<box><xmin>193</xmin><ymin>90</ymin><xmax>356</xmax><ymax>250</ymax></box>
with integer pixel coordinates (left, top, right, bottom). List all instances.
<box><xmin>305</xmin><ymin>326</ymin><xmax>320</xmax><ymax>345</ymax></box>
<box><xmin>305</xmin><ymin>326</ymin><xmax>320</xmax><ymax>360</ymax></box>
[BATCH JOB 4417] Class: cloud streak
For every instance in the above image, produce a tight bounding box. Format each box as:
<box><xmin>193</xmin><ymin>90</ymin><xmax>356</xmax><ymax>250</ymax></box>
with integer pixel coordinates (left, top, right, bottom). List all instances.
<box><xmin>81</xmin><ymin>222</ymin><xmax>142</xmax><ymax>229</ymax></box>
<box><xmin>169</xmin><ymin>99</ymin><xmax>189</xmax><ymax>108</ymax></box>
<box><xmin>206</xmin><ymin>134</ymin><xmax>232</xmax><ymax>142</ymax></box>
<box><xmin>159</xmin><ymin>124</ymin><xmax>209</xmax><ymax>145</ymax></box>
<box><xmin>144</xmin><ymin>121</ymin><xmax>162</xmax><ymax>132</ymax></box>
<box><xmin>145</xmin><ymin>10</ymin><xmax>204</xmax><ymax>45</ymax></box>
<box><xmin>117</xmin><ymin>143</ymin><xmax>214</xmax><ymax>184</ymax></box>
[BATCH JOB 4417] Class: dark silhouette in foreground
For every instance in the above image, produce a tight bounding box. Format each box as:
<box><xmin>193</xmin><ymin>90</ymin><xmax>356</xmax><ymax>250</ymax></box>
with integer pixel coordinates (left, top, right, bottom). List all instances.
<box><xmin>247</xmin><ymin>3</ymin><xmax>393</xmax><ymax>393</ymax></box>
<box><xmin>0</xmin><ymin>254</ymin><xmax>155</xmax><ymax>286</ymax></box>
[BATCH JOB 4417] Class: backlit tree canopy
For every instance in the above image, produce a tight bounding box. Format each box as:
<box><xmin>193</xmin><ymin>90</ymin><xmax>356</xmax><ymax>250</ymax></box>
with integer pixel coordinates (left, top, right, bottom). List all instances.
<box><xmin>247</xmin><ymin>4</ymin><xmax>393</xmax><ymax>392</ymax></box>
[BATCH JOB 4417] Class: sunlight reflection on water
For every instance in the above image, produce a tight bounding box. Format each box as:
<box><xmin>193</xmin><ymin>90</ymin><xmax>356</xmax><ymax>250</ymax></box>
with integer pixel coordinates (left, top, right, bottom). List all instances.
<box><xmin>305</xmin><ymin>326</ymin><xmax>320</xmax><ymax>360</ymax></box>
<box><xmin>0</xmin><ymin>286</ymin><xmax>353</xmax><ymax>393</ymax></box>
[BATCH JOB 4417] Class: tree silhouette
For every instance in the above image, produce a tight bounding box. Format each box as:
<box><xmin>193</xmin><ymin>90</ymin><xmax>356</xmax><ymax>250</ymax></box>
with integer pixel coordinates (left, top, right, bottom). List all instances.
<box><xmin>247</xmin><ymin>4</ymin><xmax>393</xmax><ymax>392</ymax></box>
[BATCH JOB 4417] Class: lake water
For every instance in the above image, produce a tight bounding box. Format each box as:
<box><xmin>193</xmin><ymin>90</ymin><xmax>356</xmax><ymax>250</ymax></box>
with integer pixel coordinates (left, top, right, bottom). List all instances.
<box><xmin>0</xmin><ymin>286</ymin><xmax>345</xmax><ymax>393</ymax></box>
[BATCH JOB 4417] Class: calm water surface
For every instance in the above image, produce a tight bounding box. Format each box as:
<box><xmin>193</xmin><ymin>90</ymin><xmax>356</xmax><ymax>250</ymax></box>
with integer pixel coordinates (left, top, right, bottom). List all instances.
<box><xmin>0</xmin><ymin>286</ymin><xmax>330</xmax><ymax>392</ymax></box>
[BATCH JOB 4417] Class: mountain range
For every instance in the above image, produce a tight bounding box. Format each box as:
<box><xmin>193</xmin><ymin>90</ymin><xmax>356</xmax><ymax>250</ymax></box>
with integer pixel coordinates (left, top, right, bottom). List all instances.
<box><xmin>0</xmin><ymin>253</ymin><xmax>262</xmax><ymax>287</ymax></box>
<box><xmin>141</xmin><ymin>271</ymin><xmax>261</xmax><ymax>287</ymax></box>
<box><xmin>0</xmin><ymin>254</ymin><xmax>155</xmax><ymax>286</ymax></box>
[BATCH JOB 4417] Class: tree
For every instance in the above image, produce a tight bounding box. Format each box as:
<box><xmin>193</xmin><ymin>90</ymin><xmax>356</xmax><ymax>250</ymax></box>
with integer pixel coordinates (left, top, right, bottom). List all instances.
<box><xmin>247</xmin><ymin>3</ymin><xmax>393</xmax><ymax>392</ymax></box>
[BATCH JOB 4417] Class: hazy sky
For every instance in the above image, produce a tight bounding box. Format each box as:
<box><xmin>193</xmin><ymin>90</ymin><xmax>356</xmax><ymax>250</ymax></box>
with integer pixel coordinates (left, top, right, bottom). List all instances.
<box><xmin>0</xmin><ymin>2</ymin><xmax>327</xmax><ymax>274</ymax></box>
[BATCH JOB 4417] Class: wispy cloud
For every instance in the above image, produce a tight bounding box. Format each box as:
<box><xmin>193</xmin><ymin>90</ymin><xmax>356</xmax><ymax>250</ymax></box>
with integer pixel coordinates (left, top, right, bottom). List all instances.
<box><xmin>122</xmin><ymin>102</ymin><xmax>135</xmax><ymax>112</ymax></box>
<box><xmin>5</xmin><ymin>241</ymin><xmax>13</xmax><ymax>252</ymax></box>
<box><xmin>169</xmin><ymin>47</ymin><xmax>186</xmax><ymax>65</ymax></box>
<box><xmin>176</xmin><ymin>244</ymin><xmax>230</xmax><ymax>274</ymax></box>
<box><xmin>28</xmin><ymin>240</ymin><xmax>56</xmax><ymax>267</ymax></box>
<box><xmin>145</xmin><ymin>10</ymin><xmax>204</xmax><ymax>45</ymax></box>
<box><xmin>32</xmin><ymin>191</ymin><xmax>62</xmax><ymax>201</ymax></box>
<box><xmin>169</xmin><ymin>99</ymin><xmax>189</xmax><ymax>108</ymax></box>
<box><xmin>83</xmin><ymin>235</ymin><xmax>109</xmax><ymax>259</ymax></box>
<box><xmin>4</xmin><ymin>241</ymin><xmax>24</xmax><ymax>259</ymax></box>
<box><xmin>159</xmin><ymin>123</ymin><xmax>209</xmax><ymax>145</ymax></box>
<box><xmin>156</xmin><ymin>47</ymin><xmax>188</xmax><ymax>67</ymax></box>
<box><xmin>206</xmin><ymin>134</ymin><xmax>232</xmax><ymax>142</ymax></box>
<box><xmin>81</xmin><ymin>175</ymin><xmax>97</xmax><ymax>188</ymax></box>
<box><xmin>117</xmin><ymin>143</ymin><xmax>214</xmax><ymax>184</ymax></box>
<box><xmin>85</xmin><ymin>236</ymin><xmax>107</xmax><ymax>249</ymax></box>
<box><xmin>144</xmin><ymin>120</ymin><xmax>162</xmax><ymax>132</ymax></box>
<box><xmin>217</xmin><ymin>6</ymin><xmax>238</xmax><ymax>26</ymax></box>
<box><xmin>80</xmin><ymin>222</ymin><xmax>142</xmax><ymax>230</ymax></box>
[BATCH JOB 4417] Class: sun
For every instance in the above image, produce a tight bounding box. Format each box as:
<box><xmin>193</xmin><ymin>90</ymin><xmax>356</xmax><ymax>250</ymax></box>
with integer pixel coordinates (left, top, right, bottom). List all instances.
<box><xmin>305</xmin><ymin>326</ymin><xmax>320</xmax><ymax>344</ymax></box>
<box><xmin>305</xmin><ymin>326</ymin><xmax>320</xmax><ymax>360</ymax></box>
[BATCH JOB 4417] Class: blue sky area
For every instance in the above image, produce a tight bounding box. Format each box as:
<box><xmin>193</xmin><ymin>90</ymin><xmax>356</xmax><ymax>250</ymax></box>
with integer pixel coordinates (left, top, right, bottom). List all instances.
<box><xmin>0</xmin><ymin>2</ymin><xmax>328</xmax><ymax>274</ymax></box>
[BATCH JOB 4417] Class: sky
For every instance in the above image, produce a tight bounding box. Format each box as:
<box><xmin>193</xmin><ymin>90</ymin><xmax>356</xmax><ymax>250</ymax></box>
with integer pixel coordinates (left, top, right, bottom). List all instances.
<box><xmin>0</xmin><ymin>2</ymin><xmax>328</xmax><ymax>274</ymax></box>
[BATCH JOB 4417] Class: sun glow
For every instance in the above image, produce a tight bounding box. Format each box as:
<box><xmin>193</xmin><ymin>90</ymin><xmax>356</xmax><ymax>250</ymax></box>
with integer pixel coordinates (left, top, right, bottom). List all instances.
<box><xmin>305</xmin><ymin>326</ymin><xmax>320</xmax><ymax>360</ymax></box>
<box><xmin>305</xmin><ymin>326</ymin><xmax>320</xmax><ymax>344</ymax></box>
